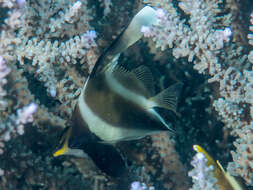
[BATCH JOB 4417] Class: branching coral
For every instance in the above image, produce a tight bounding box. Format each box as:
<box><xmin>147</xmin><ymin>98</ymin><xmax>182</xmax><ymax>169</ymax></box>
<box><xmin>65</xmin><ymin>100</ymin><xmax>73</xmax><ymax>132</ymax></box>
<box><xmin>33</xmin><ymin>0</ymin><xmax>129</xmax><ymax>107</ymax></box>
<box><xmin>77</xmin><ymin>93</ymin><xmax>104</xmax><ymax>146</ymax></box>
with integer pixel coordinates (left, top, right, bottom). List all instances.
<box><xmin>142</xmin><ymin>0</ymin><xmax>252</xmax><ymax>187</ymax></box>
<box><xmin>0</xmin><ymin>0</ymin><xmax>98</xmax><ymax>141</ymax></box>
<box><xmin>0</xmin><ymin>0</ymin><xmax>99</xmax><ymax>189</ymax></box>
<box><xmin>188</xmin><ymin>152</ymin><xmax>219</xmax><ymax>190</ymax></box>
<box><xmin>0</xmin><ymin>0</ymin><xmax>252</xmax><ymax>189</ymax></box>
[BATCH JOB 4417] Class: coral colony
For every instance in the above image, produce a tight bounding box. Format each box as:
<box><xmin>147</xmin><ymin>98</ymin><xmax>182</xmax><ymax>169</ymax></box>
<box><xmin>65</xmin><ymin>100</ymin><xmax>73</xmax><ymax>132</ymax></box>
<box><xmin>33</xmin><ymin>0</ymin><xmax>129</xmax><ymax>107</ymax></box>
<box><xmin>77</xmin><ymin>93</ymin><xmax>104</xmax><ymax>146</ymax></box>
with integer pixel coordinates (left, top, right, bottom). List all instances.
<box><xmin>0</xmin><ymin>0</ymin><xmax>252</xmax><ymax>190</ymax></box>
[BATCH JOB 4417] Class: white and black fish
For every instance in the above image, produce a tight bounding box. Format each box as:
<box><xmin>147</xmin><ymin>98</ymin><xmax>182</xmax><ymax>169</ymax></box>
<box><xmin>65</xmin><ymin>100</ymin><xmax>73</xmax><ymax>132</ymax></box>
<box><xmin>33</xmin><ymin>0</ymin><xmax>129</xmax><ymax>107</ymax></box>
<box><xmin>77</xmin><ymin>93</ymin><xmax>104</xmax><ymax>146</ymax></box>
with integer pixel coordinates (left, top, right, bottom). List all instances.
<box><xmin>53</xmin><ymin>6</ymin><xmax>182</xmax><ymax>177</ymax></box>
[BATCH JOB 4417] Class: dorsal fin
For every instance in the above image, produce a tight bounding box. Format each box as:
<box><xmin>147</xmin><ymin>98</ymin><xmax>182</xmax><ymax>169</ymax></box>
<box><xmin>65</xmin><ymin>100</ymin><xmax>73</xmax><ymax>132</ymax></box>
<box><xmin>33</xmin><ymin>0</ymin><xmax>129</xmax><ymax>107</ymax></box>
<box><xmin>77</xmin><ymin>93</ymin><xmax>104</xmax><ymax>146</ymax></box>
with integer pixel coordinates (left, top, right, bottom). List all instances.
<box><xmin>132</xmin><ymin>66</ymin><xmax>155</xmax><ymax>96</ymax></box>
<box><xmin>90</xmin><ymin>6</ymin><xmax>157</xmax><ymax>77</ymax></box>
<box><xmin>149</xmin><ymin>82</ymin><xmax>183</xmax><ymax>114</ymax></box>
<box><xmin>109</xmin><ymin>65</ymin><xmax>152</xmax><ymax>97</ymax></box>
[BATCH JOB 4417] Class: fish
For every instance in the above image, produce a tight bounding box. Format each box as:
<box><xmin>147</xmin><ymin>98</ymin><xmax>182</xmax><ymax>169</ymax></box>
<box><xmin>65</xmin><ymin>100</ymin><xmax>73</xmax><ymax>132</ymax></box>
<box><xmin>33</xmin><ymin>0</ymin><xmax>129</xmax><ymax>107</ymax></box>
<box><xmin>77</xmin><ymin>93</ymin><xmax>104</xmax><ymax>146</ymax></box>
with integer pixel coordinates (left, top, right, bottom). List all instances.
<box><xmin>53</xmin><ymin>6</ymin><xmax>182</xmax><ymax>177</ymax></box>
<box><xmin>193</xmin><ymin>145</ymin><xmax>248</xmax><ymax>190</ymax></box>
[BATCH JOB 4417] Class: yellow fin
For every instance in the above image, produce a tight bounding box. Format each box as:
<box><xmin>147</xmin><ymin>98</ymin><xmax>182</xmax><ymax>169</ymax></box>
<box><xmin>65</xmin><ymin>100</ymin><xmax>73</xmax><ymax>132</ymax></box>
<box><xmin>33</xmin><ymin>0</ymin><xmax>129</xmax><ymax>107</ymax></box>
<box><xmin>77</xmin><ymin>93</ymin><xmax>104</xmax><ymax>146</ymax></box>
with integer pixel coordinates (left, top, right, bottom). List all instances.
<box><xmin>193</xmin><ymin>145</ymin><xmax>216</xmax><ymax>167</ymax></box>
<box><xmin>193</xmin><ymin>145</ymin><xmax>246</xmax><ymax>190</ymax></box>
<box><xmin>149</xmin><ymin>82</ymin><xmax>182</xmax><ymax>113</ymax></box>
<box><xmin>216</xmin><ymin>160</ymin><xmax>226</xmax><ymax>173</ymax></box>
<box><xmin>53</xmin><ymin>143</ymin><xmax>68</xmax><ymax>157</ymax></box>
<box><xmin>217</xmin><ymin>161</ymin><xmax>245</xmax><ymax>190</ymax></box>
<box><xmin>53</xmin><ymin>127</ymin><xmax>72</xmax><ymax>157</ymax></box>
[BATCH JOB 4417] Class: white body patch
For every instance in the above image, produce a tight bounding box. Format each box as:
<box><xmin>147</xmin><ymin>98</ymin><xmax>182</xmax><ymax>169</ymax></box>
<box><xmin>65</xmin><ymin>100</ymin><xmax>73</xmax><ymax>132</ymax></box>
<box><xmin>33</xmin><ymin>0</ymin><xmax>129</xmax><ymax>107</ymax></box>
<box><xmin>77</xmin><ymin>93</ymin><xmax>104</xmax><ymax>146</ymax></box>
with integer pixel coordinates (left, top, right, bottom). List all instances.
<box><xmin>75</xmin><ymin>6</ymin><xmax>170</xmax><ymax>142</ymax></box>
<box><xmin>104</xmin><ymin>69</ymin><xmax>170</xmax><ymax>128</ymax></box>
<box><xmin>105</xmin><ymin>69</ymin><xmax>156</xmax><ymax>109</ymax></box>
<box><xmin>78</xmin><ymin>81</ymin><xmax>153</xmax><ymax>142</ymax></box>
